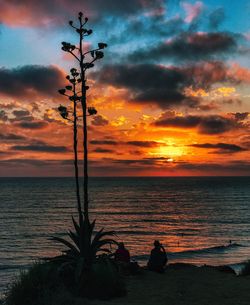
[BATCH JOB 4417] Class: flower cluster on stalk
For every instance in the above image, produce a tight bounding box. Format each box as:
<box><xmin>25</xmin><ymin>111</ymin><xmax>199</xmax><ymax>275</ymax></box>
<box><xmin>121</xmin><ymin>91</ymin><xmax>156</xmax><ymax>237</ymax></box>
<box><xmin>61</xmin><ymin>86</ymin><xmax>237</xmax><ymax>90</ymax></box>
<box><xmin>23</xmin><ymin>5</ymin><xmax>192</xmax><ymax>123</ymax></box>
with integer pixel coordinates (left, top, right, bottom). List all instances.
<box><xmin>57</xmin><ymin>11</ymin><xmax>108</xmax><ymax>122</ymax></box>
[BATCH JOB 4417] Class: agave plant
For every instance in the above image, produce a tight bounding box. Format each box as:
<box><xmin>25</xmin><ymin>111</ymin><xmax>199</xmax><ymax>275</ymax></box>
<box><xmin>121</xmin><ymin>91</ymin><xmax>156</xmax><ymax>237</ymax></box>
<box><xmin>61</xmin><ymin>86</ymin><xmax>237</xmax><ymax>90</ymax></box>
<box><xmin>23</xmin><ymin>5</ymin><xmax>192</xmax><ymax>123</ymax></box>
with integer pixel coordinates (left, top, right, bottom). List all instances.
<box><xmin>48</xmin><ymin>13</ymin><xmax>123</xmax><ymax>298</ymax></box>
<box><xmin>50</xmin><ymin>217</ymin><xmax>118</xmax><ymax>282</ymax></box>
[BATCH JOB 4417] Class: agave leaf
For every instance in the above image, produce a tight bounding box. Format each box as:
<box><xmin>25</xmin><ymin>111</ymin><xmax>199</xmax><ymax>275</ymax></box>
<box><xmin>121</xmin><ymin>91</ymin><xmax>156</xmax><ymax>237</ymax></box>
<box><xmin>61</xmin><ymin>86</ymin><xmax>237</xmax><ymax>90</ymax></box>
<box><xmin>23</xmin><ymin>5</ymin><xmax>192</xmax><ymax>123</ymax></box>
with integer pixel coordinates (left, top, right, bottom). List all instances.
<box><xmin>89</xmin><ymin>219</ymin><xmax>96</xmax><ymax>236</ymax></box>
<box><xmin>72</xmin><ymin>216</ymin><xmax>81</xmax><ymax>235</ymax></box>
<box><xmin>92</xmin><ymin>229</ymin><xmax>116</xmax><ymax>245</ymax></box>
<box><xmin>92</xmin><ymin>239</ymin><xmax>117</xmax><ymax>254</ymax></box>
<box><xmin>68</xmin><ymin>230</ymin><xmax>80</xmax><ymax>248</ymax></box>
<box><xmin>95</xmin><ymin>238</ymin><xmax>118</xmax><ymax>246</ymax></box>
<box><xmin>51</xmin><ymin>236</ymin><xmax>80</xmax><ymax>255</ymax></box>
<box><xmin>91</xmin><ymin>228</ymin><xmax>103</xmax><ymax>245</ymax></box>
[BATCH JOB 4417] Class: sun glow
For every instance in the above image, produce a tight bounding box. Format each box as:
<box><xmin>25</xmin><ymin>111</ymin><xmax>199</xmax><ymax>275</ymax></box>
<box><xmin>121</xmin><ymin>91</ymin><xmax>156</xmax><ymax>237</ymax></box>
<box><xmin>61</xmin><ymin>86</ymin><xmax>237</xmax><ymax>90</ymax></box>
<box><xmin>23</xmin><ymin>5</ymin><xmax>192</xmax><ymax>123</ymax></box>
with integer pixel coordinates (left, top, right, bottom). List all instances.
<box><xmin>150</xmin><ymin>143</ymin><xmax>186</xmax><ymax>159</ymax></box>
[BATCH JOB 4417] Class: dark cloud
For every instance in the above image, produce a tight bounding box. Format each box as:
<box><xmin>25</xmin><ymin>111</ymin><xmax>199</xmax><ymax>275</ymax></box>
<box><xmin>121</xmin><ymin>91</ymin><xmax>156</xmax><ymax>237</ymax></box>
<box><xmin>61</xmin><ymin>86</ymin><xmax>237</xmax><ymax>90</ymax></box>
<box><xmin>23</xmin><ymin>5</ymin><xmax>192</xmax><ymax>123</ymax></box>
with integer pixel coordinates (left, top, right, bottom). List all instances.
<box><xmin>16</xmin><ymin>121</ymin><xmax>48</xmax><ymax>129</ymax></box>
<box><xmin>88</xmin><ymin>159</ymin><xmax>250</xmax><ymax>176</ymax></box>
<box><xmin>198</xmin><ymin>115</ymin><xmax>238</xmax><ymax>134</ymax></box>
<box><xmin>0</xmin><ymin>0</ymin><xmax>165</xmax><ymax>27</ymax></box>
<box><xmin>190</xmin><ymin>143</ymin><xmax>247</xmax><ymax>153</ymax></box>
<box><xmin>12</xmin><ymin>110</ymin><xmax>30</xmax><ymax>117</ymax></box>
<box><xmin>154</xmin><ymin>114</ymin><xmax>240</xmax><ymax>134</ymax></box>
<box><xmin>93</xmin><ymin>148</ymin><xmax>114</xmax><ymax>153</ymax></box>
<box><xmin>0</xmin><ymin>110</ymin><xmax>8</xmax><ymax>121</ymax></box>
<box><xmin>111</xmin><ymin>157</ymin><xmax>170</xmax><ymax>166</ymax></box>
<box><xmin>11</xmin><ymin>109</ymin><xmax>34</xmax><ymax>122</ymax></box>
<box><xmin>208</xmin><ymin>8</ymin><xmax>225</xmax><ymax>30</ymax></box>
<box><xmin>85</xmin><ymin>0</ymin><xmax>165</xmax><ymax>16</ymax></box>
<box><xmin>232</xmin><ymin>112</ymin><xmax>249</xmax><ymax>121</ymax></box>
<box><xmin>90</xmin><ymin>140</ymin><xmax>164</xmax><ymax>147</ymax></box>
<box><xmin>11</xmin><ymin>144</ymin><xmax>69</xmax><ymax>153</ymax></box>
<box><xmin>95</xmin><ymin>64</ymin><xmax>199</xmax><ymax>109</ymax></box>
<box><xmin>110</xmin><ymin>15</ymin><xmax>184</xmax><ymax>45</ymax></box>
<box><xmin>95</xmin><ymin>61</ymin><xmax>238</xmax><ymax>109</ymax></box>
<box><xmin>0</xmin><ymin>151</ymin><xmax>12</xmax><ymax>156</ymax></box>
<box><xmin>91</xmin><ymin>115</ymin><xmax>109</xmax><ymax>126</ymax></box>
<box><xmin>90</xmin><ymin>140</ymin><xmax>118</xmax><ymax>145</ymax></box>
<box><xmin>0</xmin><ymin>133</ymin><xmax>26</xmax><ymax>141</ymax></box>
<box><xmin>1</xmin><ymin>157</ymin><xmax>250</xmax><ymax>177</ymax></box>
<box><xmin>175</xmin><ymin>160</ymin><xmax>250</xmax><ymax>174</ymax></box>
<box><xmin>129</xmin><ymin>32</ymin><xmax>237</xmax><ymax>62</ymax></box>
<box><xmin>0</xmin><ymin>65</ymin><xmax>65</xmax><ymax>99</ymax></box>
<box><xmin>0</xmin><ymin>158</ymin><xmax>49</xmax><ymax>166</ymax></box>
<box><xmin>126</xmin><ymin>141</ymin><xmax>162</xmax><ymax>147</ymax></box>
<box><xmin>183</xmin><ymin>61</ymin><xmax>229</xmax><ymax>89</ymax></box>
<box><xmin>0</xmin><ymin>158</ymin><xmax>75</xmax><ymax>177</ymax></box>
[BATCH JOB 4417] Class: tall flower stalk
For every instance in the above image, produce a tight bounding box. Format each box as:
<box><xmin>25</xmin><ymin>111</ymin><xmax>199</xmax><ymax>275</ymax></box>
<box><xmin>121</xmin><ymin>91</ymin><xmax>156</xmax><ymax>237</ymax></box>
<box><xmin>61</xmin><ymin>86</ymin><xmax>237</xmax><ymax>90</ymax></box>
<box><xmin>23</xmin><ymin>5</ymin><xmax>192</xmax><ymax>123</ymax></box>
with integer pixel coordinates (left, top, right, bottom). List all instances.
<box><xmin>58</xmin><ymin>12</ymin><xmax>107</xmax><ymax>226</ymax></box>
<box><xmin>50</xmin><ymin>15</ymin><xmax>121</xmax><ymax>294</ymax></box>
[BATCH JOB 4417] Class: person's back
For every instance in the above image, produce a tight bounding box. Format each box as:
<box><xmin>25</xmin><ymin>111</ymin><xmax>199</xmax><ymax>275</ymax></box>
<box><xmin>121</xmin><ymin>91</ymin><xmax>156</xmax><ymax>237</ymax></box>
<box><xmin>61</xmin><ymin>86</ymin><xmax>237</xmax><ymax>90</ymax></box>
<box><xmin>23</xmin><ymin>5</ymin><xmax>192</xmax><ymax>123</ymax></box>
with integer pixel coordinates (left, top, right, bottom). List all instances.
<box><xmin>148</xmin><ymin>240</ymin><xmax>167</xmax><ymax>273</ymax></box>
<box><xmin>115</xmin><ymin>242</ymin><xmax>130</xmax><ymax>263</ymax></box>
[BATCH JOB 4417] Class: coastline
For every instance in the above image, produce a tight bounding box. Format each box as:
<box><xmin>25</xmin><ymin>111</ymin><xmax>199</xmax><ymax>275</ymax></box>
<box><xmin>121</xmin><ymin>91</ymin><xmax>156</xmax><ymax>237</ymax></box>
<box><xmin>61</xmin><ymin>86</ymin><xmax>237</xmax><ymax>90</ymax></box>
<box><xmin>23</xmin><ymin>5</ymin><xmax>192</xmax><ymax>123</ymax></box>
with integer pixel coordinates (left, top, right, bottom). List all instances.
<box><xmin>73</xmin><ymin>264</ymin><xmax>250</xmax><ymax>305</ymax></box>
<box><xmin>1</xmin><ymin>263</ymin><xmax>250</xmax><ymax>305</ymax></box>
<box><xmin>0</xmin><ymin>259</ymin><xmax>248</xmax><ymax>300</ymax></box>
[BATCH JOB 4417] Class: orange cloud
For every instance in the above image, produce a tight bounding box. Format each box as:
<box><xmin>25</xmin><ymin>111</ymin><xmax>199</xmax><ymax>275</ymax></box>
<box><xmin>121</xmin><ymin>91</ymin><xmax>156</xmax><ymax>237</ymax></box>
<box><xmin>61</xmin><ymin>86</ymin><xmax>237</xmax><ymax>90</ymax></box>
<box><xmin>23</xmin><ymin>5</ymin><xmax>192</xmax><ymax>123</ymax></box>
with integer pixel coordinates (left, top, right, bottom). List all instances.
<box><xmin>229</xmin><ymin>64</ymin><xmax>250</xmax><ymax>83</ymax></box>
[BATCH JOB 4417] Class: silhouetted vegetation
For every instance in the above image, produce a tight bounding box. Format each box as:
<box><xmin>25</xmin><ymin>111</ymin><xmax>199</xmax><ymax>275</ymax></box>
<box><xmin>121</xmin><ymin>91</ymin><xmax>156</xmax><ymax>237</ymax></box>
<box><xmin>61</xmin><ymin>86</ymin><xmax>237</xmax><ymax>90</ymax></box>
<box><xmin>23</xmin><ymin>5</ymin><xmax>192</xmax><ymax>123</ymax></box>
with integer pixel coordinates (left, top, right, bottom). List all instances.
<box><xmin>50</xmin><ymin>217</ymin><xmax>118</xmax><ymax>284</ymax></box>
<box><xmin>58</xmin><ymin>12</ymin><xmax>108</xmax><ymax>225</ymax></box>
<box><xmin>5</xmin><ymin>12</ymin><xmax>125</xmax><ymax>303</ymax></box>
<box><xmin>4</xmin><ymin>260</ymin><xmax>125</xmax><ymax>305</ymax></box>
<box><xmin>55</xmin><ymin>12</ymin><xmax>124</xmax><ymax>298</ymax></box>
<box><xmin>5</xmin><ymin>263</ymin><xmax>250</xmax><ymax>305</ymax></box>
<box><xmin>4</xmin><ymin>262</ymin><xmax>67</xmax><ymax>305</ymax></box>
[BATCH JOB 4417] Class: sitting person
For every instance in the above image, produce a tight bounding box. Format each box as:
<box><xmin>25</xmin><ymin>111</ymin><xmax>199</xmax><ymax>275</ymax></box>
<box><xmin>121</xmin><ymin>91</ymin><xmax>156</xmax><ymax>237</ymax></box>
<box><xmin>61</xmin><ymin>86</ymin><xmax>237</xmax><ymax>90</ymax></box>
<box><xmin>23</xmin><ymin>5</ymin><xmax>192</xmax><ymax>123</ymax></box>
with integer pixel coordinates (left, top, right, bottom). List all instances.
<box><xmin>115</xmin><ymin>242</ymin><xmax>130</xmax><ymax>263</ymax></box>
<box><xmin>114</xmin><ymin>242</ymin><xmax>139</xmax><ymax>275</ymax></box>
<box><xmin>147</xmin><ymin>240</ymin><xmax>168</xmax><ymax>273</ymax></box>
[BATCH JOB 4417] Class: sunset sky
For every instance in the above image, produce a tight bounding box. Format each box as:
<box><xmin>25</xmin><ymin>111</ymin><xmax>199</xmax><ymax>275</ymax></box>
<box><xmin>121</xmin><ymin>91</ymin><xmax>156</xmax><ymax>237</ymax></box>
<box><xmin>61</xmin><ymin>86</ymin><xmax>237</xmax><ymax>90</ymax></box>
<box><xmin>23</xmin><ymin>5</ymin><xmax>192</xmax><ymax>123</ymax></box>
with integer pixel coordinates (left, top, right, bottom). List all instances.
<box><xmin>0</xmin><ymin>0</ymin><xmax>249</xmax><ymax>176</ymax></box>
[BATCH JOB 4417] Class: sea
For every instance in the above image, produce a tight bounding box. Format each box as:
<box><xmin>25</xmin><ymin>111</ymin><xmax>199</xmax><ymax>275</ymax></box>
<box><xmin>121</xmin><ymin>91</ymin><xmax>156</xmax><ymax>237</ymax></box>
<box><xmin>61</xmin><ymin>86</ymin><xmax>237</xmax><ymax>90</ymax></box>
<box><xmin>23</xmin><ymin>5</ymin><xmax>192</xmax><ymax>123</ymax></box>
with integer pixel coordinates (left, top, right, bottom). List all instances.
<box><xmin>0</xmin><ymin>176</ymin><xmax>250</xmax><ymax>297</ymax></box>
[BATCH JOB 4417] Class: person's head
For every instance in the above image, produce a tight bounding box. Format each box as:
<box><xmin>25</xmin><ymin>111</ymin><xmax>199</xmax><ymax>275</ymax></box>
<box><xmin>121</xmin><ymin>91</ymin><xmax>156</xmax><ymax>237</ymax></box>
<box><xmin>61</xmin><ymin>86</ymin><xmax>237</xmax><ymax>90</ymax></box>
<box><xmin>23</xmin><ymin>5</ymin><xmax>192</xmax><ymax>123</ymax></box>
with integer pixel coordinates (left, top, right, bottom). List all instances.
<box><xmin>118</xmin><ymin>242</ymin><xmax>125</xmax><ymax>249</ymax></box>
<box><xmin>154</xmin><ymin>240</ymin><xmax>161</xmax><ymax>248</ymax></box>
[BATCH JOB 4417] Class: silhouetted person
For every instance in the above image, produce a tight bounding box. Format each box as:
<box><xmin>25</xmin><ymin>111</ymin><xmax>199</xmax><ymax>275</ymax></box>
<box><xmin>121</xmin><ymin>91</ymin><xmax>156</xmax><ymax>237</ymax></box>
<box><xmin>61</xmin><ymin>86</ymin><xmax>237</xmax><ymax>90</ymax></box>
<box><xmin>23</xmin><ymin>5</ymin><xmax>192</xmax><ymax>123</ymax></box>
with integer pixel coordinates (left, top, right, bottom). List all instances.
<box><xmin>115</xmin><ymin>242</ymin><xmax>130</xmax><ymax>263</ymax></box>
<box><xmin>114</xmin><ymin>242</ymin><xmax>140</xmax><ymax>275</ymax></box>
<box><xmin>147</xmin><ymin>240</ymin><xmax>168</xmax><ymax>273</ymax></box>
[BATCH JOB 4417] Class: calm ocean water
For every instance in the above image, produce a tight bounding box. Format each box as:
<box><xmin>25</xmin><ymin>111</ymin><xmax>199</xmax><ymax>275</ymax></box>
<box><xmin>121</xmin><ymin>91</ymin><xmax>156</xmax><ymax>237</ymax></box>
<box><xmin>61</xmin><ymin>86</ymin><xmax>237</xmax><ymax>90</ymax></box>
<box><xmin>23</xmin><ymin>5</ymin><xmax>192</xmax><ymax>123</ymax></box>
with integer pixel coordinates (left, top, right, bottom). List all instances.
<box><xmin>0</xmin><ymin>177</ymin><xmax>250</xmax><ymax>296</ymax></box>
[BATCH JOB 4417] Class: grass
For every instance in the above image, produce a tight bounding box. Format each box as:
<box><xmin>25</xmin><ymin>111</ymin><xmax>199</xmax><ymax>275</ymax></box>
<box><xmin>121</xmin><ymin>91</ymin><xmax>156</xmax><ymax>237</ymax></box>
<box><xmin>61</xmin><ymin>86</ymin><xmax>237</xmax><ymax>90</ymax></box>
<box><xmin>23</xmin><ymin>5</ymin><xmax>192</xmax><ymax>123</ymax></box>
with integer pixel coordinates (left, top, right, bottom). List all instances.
<box><xmin>4</xmin><ymin>262</ymin><xmax>70</xmax><ymax>305</ymax></box>
<box><xmin>4</xmin><ymin>259</ymin><xmax>126</xmax><ymax>305</ymax></box>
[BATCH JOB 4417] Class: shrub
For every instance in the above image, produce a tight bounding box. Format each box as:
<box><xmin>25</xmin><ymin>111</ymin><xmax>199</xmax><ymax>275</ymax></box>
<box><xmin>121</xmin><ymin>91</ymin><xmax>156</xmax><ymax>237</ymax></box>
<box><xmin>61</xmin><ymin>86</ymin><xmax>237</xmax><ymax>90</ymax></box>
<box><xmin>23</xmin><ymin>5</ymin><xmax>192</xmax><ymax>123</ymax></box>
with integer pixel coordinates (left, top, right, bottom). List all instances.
<box><xmin>5</xmin><ymin>258</ymin><xmax>126</xmax><ymax>304</ymax></box>
<box><xmin>80</xmin><ymin>256</ymin><xmax>126</xmax><ymax>299</ymax></box>
<box><xmin>4</xmin><ymin>261</ymin><xmax>67</xmax><ymax>305</ymax></box>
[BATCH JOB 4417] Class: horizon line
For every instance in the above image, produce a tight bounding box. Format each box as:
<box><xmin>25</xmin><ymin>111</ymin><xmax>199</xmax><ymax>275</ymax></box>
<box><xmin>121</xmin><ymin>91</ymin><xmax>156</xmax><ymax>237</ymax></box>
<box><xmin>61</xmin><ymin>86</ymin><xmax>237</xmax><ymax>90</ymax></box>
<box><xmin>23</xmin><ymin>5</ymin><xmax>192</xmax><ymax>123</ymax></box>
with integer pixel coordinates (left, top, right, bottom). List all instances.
<box><xmin>0</xmin><ymin>175</ymin><xmax>249</xmax><ymax>178</ymax></box>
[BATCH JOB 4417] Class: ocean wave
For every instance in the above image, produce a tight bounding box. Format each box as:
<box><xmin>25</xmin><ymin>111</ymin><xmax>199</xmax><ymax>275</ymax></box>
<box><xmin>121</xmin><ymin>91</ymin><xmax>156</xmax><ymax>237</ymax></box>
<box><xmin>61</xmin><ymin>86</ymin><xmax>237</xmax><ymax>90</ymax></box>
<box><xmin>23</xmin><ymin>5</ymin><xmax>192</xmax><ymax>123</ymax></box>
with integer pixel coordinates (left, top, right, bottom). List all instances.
<box><xmin>169</xmin><ymin>243</ymin><xmax>243</xmax><ymax>258</ymax></box>
<box><xmin>133</xmin><ymin>243</ymin><xmax>243</xmax><ymax>261</ymax></box>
